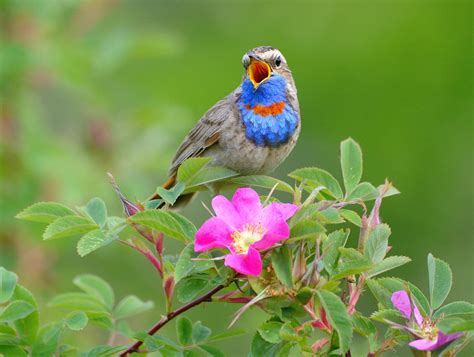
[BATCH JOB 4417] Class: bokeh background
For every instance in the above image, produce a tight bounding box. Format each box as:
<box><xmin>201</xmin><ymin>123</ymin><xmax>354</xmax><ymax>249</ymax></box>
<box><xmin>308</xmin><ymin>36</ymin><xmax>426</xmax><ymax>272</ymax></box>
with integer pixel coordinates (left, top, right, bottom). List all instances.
<box><xmin>1</xmin><ymin>0</ymin><xmax>472</xmax><ymax>355</ymax></box>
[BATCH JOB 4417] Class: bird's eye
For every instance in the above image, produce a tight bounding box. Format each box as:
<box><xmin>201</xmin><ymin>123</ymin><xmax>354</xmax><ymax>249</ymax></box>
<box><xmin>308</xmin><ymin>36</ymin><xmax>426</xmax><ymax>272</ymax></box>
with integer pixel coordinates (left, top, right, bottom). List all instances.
<box><xmin>275</xmin><ymin>57</ymin><xmax>282</xmax><ymax>67</ymax></box>
<box><xmin>242</xmin><ymin>54</ymin><xmax>250</xmax><ymax>68</ymax></box>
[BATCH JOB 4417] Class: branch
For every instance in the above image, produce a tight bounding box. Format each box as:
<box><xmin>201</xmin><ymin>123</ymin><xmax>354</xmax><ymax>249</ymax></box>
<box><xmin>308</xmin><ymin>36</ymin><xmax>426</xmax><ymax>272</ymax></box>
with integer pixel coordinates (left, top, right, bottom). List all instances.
<box><xmin>119</xmin><ymin>281</ymin><xmax>232</xmax><ymax>356</ymax></box>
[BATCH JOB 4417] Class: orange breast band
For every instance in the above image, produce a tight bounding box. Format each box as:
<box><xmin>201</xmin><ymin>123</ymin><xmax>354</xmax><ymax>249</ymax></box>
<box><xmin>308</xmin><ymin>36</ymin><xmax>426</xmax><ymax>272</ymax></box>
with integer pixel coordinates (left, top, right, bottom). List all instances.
<box><xmin>245</xmin><ymin>101</ymin><xmax>286</xmax><ymax>117</ymax></box>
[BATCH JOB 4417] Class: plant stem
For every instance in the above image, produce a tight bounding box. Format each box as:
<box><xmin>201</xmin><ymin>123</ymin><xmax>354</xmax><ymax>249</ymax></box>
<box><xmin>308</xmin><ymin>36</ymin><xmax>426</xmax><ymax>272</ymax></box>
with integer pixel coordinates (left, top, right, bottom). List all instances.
<box><xmin>119</xmin><ymin>282</ymin><xmax>231</xmax><ymax>356</ymax></box>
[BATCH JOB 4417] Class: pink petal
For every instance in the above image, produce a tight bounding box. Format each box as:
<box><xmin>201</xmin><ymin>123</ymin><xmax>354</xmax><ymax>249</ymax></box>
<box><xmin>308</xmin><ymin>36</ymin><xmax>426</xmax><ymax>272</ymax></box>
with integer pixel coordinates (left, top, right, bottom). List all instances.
<box><xmin>434</xmin><ymin>332</ymin><xmax>463</xmax><ymax>349</ymax></box>
<box><xmin>391</xmin><ymin>290</ymin><xmax>414</xmax><ymax>320</ymax></box>
<box><xmin>409</xmin><ymin>338</ymin><xmax>439</xmax><ymax>351</ymax></box>
<box><xmin>231</xmin><ymin>188</ymin><xmax>262</xmax><ymax>224</ymax></box>
<box><xmin>224</xmin><ymin>247</ymin><xmax>262</xmax><ymax>276</ymax></box>
<box><xmin>252</xmin><ymin>218</ymin><xmax>290</xmax><ymax>250</ymax></box>
<box><xmin>195</xmin><ymin>217</ymin><xmax>232</xmax><ymax>252</ymax></box>
<box><xmin>252</xmin><ymin>203</ymin><xmax>295</xmax><ymax>250</ymax></box>
<box><xmin>212</xmin><ymin>195</ymin><xmax>242</xmax><ymax>230</ymax></box>
<box><xmin>413</xmin><ymin>303</ymin><xmax>423</xmax><ymax>326</ymax></box>
<box><xmin>269</xmin><ymin>202</ymin><xmax>299</xmax><ymax>220</ymax></box>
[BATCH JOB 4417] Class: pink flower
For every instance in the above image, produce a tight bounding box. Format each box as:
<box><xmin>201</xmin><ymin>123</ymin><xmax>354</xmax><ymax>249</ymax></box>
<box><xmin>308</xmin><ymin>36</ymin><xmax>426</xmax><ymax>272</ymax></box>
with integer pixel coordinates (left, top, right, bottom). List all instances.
<box><xmin>194</xmin><ymin>188</ymin><xmax>298</xmax><ymax>276</ymax></box>
<box><xmin>391</xmin><ymin>290</ymin><xmax>462</xmax><ymax>351</ymax></box>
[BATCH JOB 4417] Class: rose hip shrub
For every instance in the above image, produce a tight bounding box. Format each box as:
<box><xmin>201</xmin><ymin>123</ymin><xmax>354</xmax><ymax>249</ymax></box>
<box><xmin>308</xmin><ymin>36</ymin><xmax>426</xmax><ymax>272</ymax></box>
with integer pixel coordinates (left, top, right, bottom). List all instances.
<box><xmin>6</xmin><ymin>138</ymin><xmax>473</xmax><ymax>356</ymax></box>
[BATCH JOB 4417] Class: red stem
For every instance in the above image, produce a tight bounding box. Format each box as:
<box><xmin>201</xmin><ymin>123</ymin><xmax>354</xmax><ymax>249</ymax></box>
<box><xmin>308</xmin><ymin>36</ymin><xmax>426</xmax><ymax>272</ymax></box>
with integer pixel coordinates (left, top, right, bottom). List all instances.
<box><xmin>119</xmin><ymin>283</ymin><xmax>230</xmax><ymax>356</ymax></box>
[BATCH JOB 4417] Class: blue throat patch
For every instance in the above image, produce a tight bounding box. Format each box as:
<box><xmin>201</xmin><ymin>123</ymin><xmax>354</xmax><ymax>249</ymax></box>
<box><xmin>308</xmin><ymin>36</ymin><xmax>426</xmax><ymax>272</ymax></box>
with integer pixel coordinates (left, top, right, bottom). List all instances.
<box><xmin>239</xmin><ymin>74</ymin><xmax>299</xmax><ymax>147</ymax></box>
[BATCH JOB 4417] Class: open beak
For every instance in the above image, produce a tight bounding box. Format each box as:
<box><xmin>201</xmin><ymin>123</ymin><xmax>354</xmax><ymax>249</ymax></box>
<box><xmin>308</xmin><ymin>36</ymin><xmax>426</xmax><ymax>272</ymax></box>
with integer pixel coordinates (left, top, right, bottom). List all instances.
<box><xmin>247</xmin><ymin>57</ymin><xmax>271</xmax><ymax>89</ymax></box>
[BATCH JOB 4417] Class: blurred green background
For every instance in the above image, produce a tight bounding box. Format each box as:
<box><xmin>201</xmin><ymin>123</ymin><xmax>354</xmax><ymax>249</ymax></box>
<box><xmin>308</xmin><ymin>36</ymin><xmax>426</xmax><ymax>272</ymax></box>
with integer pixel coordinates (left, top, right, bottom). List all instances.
<box><xmin>1</xmin><ymin>0</ymin><xmax>472</xmax><ymax>355</ymax></box>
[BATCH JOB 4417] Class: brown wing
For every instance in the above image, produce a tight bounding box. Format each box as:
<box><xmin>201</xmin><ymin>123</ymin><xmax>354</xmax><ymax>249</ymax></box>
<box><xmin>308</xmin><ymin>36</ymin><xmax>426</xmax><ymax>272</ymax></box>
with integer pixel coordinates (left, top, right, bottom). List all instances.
<box><xmin>167</xmin><ymin>89</ymin><xmax>240</xmax><ymax>177</ymax></box>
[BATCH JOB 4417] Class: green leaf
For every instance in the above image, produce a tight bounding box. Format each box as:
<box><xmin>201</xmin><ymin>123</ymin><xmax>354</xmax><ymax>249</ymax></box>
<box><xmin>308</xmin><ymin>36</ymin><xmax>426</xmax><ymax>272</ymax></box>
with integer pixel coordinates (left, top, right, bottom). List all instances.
<box><xmin>322</xmin><ymin>230</ymin><xmax>350</xmax><ymax>274</ymax></box>
<box><xmin>11</xmin><ymin>285</ymin><xmax>39</xmax><ymax>345</ymax></box>
<box><xmin>129</xmin><ymin>210</ymin><xmax>196</xmax><ymax>242</ymax></box>
<box><xmin>340</xmin><ymin>209</ymin><xmax>362</xmax><ymax>227</ymax></box>
<box><xmin>258</xmin><ymin>321</ymin><xmax>283</xmax><ymax>344</ymax></box>
<box><xmin>114</xmin><ymin>295</ymin><xmax>153</xmax><ymax>319</ymax></box>
<box><xmin>177</xmin><ymin>157</ymin><xmax>212</xmax><ymax>183</ymax></box>
<box><xmin>352</xmin><ymin>312</ymin><xmax>376</xmax><ymax>336</ymax></box>
<box><xmin>76</xmin><ymin>229</ymin><xmax>119</xmax><ymax>257</ymax></box>
<box><xmin>207</xmin><ymin>329</ymin><xmax>247</xmax><ymax>342</ymax></box>
<box><xmin>82</xmin><ymin>345</ymin><xmax>127</xmax><ymax>357</ymax></box>
<box><xmin>437</xmin><ymin>317</ymin><xmax>474</xmax><ymax>334</ymax></box>
<box><xmin>184</xmin><ymin>166</ymin><xmax>238</xmax><ymax>191</ymax></box>
<box><xmin>250</xmin><ymin>332</ymin><xmax>281</xmax><ymax>356</ymax></box>
<box><xmin>317</xmin><ymin>290</ymin><xmax>353</xmax><ymax>352</ymax></box>
<box><xmin>296</xmin><ymin>287</ymin><xmax>314</xmax><ymax>305</ymax></box>
<box><xmin>289</xmin><ymin>167</ymin><xmax>343</xmax><ymax>199</ymax></box>
<box><xmin>15</xmin><ymin>202</ymin><xmax>76</xmax><ymax>223</ymax></box>
<box><xmin>364</xmin><ymin>224</ymin><xmax>391</xmax><ymax>263</ymax></box>
<box><xmin>346</xmin><ymin>182</ymin><xmax>378</xmax><ymax>201</ymax></box>
<box><xmin>0</xmin><ymin>301</ymin><xmax>35</xmax><ymax>322</ymax></box>
<box><xmin>288</xmin><ymin>220</ymin><xmax>325</xmax><ymax>243</ymax></box>
<box><xmin>428</xmin><ymin>253</ymin><xmax>453</xmax><ymax>310</ymax></box>
<box><xmin>175</xmin><ymin>244</ymin><xmax>197</xmax><ymax>283</ymax></box>
<box><xmin>0</xmin><ymin>267</ymin><xmax>18</xmax><ymax>303</ymax></box>
<box><xmin>370</xmin><ymin>309</ymin><xmax>405</xmax><ymax>324</ymax></box>
<box><xmin>433</xmin><ymin>301</ymin><xmax>474</xmax><ymax>320</ymax></box>
<box><xmin>340</xmin><ymin>138</ymin><xmax>363</xmax><ymax>194</ymax></box>
<box><xmin>367</xmin><ymin>256</ymin><xmax>411</xmax><ymax>278</ymax></box>
<box><xmin>199</xmin><ymin>345</ymin><xmax>225</xmax><ymax>357</ymax></box>
<box><xmin>279</xmin><ymin>323</ymin><xmax>301</xmax><ymax>342</ymax></box>
<box><xmin>331</xmin><ymin>259</ymin><xmax>372</xmax><ymax>281</ymax></box>
<box><xmin>192</xmin><ymin>321</ymin><xmax>212</xmax><ymax>344</ymax></box>
<box><xmin>49</xmin><ymin>293</ymin><xmax>108</xmax><ymax>313</ymax></box>
<box><xmin>156</xmin><ymin>182</ymin><xmax>185</xmax><ymax>205</ymax></box>
<box><xmin>0</xmin><ymin>346</ymin><xmax>27</xmax><ymax>357</ymax></box>
<box><xmin>65</xmin><ymin>311</ymin><xmax>88</xmax><ymax>331</ymax></box>
<box><xmin>43</xmin><ymin>216</ymin><xmax>98</xmax><ymax>240</ymax></box>
<box><xmin>73</xmin><ymin>274</ymin><xmax>114</xmax><ymax>310</ymax></box>
<box><xmin>318</xmin><ymin>207</ymin><xmax>344</xmax><ymax>224</ymax></box>
<box><xmin>176</xmin><ymin>278</ymin><xmax>208</xmax><ymax>303</ymax></box>
<box><xmin>176</xmin><ymin>316</ymin><xmax>193</xmax><ymax>345</ymax></box>
<box><xmin>82</xmin><ymin>197</ymin><xmax>107</xmax><ymax>227</ymax></box>
<box><xmin>271</xmin><ymin>247</ymin><xmax>293</xmax><ymax>288</ymax></box>
<box><xmin>31</xmin><ymin>322</ymin><xmax>64</xmax><ymax>356</ymax></box>
<box><xmin>226</xmin><ymin>175</ymin><xmax>294</xmax><ymax>194</ymax></box>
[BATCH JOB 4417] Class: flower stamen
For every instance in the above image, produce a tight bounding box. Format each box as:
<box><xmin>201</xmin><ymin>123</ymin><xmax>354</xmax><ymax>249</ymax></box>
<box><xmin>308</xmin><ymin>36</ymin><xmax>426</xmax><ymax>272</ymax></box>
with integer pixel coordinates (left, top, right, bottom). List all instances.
<box><xmin>231</xmin><ymin>223</ymin><xmax>266</xmax><ymax>254</ymax></box>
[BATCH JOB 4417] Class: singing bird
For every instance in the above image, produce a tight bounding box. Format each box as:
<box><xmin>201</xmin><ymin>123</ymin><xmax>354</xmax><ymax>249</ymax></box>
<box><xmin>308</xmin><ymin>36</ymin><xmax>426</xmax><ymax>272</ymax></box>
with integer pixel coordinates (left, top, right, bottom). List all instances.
<box><xmin>153</xmin><ymin>46</ymin><xmax>300</xmax><ymax>205</ymax></box>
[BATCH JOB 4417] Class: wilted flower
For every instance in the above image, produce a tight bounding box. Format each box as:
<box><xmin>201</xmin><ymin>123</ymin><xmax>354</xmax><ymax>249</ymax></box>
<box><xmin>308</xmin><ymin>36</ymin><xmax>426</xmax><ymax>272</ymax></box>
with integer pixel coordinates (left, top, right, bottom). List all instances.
<box><xmin>391</xmin><ymin>290</ymin><xmax>462</xmax><ymax>351</ymax></box>
<box><xmin>194</xmin><ymin>188</ymin><xmax>298</xmax><ymax>276</ymax></box>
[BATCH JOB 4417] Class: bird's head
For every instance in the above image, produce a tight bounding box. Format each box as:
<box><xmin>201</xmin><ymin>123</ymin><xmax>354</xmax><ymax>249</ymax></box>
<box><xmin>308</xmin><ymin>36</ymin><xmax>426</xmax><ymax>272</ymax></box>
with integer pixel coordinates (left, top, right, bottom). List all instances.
<box><xmin>242</xmin><ymin>46</ymin><xmax>291</xmax><ymax>89</ymax></box>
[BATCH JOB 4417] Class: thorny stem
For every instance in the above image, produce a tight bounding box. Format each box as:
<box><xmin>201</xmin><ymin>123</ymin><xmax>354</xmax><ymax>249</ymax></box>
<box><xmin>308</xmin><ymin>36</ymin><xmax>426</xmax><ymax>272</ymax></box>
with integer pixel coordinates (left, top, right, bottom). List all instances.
<box><xmin>347</xmin><ymin>274</ymin><xmax>366</xmax><ymax>315</ymax></box>
<box><xmin>119</xmin><ymin>278</ymin><xmax>235</xmax><ymax>356</ymax></box>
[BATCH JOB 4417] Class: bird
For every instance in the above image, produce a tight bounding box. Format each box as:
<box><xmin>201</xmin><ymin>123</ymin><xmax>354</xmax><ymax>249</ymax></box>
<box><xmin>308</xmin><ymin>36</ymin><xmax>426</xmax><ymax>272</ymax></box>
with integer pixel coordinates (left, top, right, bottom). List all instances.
<box><xmin>151</xmin><ymin>46</ymin><xmax>300</xmax><ymax>206</ymax></box>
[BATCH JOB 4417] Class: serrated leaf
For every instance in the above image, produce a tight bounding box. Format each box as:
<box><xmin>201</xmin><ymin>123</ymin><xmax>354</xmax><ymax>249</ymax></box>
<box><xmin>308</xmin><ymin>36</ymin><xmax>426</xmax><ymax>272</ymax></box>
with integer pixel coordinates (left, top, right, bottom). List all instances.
<box><xmin>340</xmin><ymin>209</ymin><xmax>362</xmax><ymax>227</ymax></box>
<box><xmin>129</xmin><ymin>210</ymin><xmax>196</xmax><ymax>242</ymax></box>
<box><xmin>352</xmin><ymin>312</ymin><xmax>376</xmax><ymax>336</ymax></box>
<box><xmin>12</xmin><ymin>285</ymin><xmax>39</xmax><ymax>345</ymax></box>
<box><xmin>364</xmin><ymin>224</ymin><xmax>391</xmax><ymax>263</ymax></box>
<box><xmin>367</xmin><ymin>256</ymin><xmax>411</xmax><ymax>278</ymax></box>
<box><xmin>370</xmin><ymin>309</ymin><xmax>405</xmax><ymax>324</ymax></box>
<box><xmin>49</xmin><ymin>293</ymin><xmax>107</xmax><ymax>313</ymax></box>
<box><xmin>192</xmin><ymin>321</ymin><xmax>212</xmax><ymax>344</ymax></box>
<box><xmin>346</xmin><ymin>182</ymin><xmax>378</xmax><ymax>201</ymax></box>
<box><xmin>428</xmin><ymin>253</ymin><xmax>453</xmax><ymax>310</ymax></box>
<box><xmin>184</xmin><ymin>166</ymin><xmax>238</xmax><ymax>191</ymax></box>
<box><xmin>207</xmin><ymin>329</ymin><xmax>246</xmax><ymax>342</ymax></box>
<box><xmin>43</xmin><ymin>216</ymin><xmax>98</xmax><ymax>240</ymax></box>
<box><xmin>0</xmin><ymin>301</ymin><xmax>35</xmax><ymax>322</ymax></box>
<box><xmin>331</xmin><ymin>259</ymin><xmax>372</xmax><ymax>280</ymax></box>
<box><xmin>174</xmin><ymin>244</ymin><xmax>197</xmax><ymax>283</ymax></box>
<box><xmin>65</xmin><ymin>311</ymin><xmax>88</xmax><ymax>331</ymax></box>
<box><xmin>271</xmin><ymin>247</ymin><xmax>293</xmax><ymax>288</ymax></box>
<box><xmin>258</xmin><ymin>321</ymin><xmax>283</xmax><ymax>344</ymax></box>
<box><xmin>341</xmin><ymin>138</ymin><xmax>363</xmax><ymax>194</ymax></box>
<box><xmin>15</xmin><ymin>202</ymin><xmax>76</xmax><ymax>223</ymax></box>
<box><xmin>318</xmin><ymin>207</ymin><xmax>344</xmax><ymax>224</ymax></box>
<box><xmin>322</xmin><ymin>230</ymin><xmax>349</xmax><ymax>274</ymax></box>
<box><xmin>433</xmin><ymin>301</ymin><xmax>474</xmax><ymax>320</ymax></box>
<box><xmin>73</xmin><ymin>274</ymin><xmax>114</xmax><ymax>310</ymax></box>
<box><xmin>200</xmin><ymin>345</ymin><xmax>225</xmax><ymax>357</ymax></box>
<box><xmin>82</xmin><ymin>345</ymin><xmax>127</xmax><ymax>357</ymax></box>
<box><xmin>176</xmin><ymin>278</ymin><xmax>208</xmax><ymax>303</ymax></box>
<box><xmin>177</xmin><ymin>157</ymin><xmax>212</xmax><ymax>183</ymax></box>
<box><xmin>288</xmin><ymin>220</ymin><xmax>325</xmax><ymax>243</ymax></box>
<box><xmin>437</xmin><ymin>317</ymin><xmax>474</xmax><ymax>334</ymax></box>
<box><xmin>114</xmin><ymin>295</ymin><xmax>153</xmax><ymax>319</ymax></box>
<box><xmin>76</xmin><ymin>229</ymin><xmax>119</xmax><ymax>257</ymax></box>
<box><xmin>279</xmin><ymin>323</ymin><xmax>301</xmax><ymax>341</ymax></box>
<box><xmin>83</xmin><ymin>198</ymin><xmax>107</xmax><ymax>227</ymax></box>
<box><xmin>156</xmin><ymin>182</ymin><xmax>185</xmax><ymax>205</ymax></box>
<box><xmin>0</xmin><ymin>267</ymin><xmax>18</xmax><ymax>303</ymax></box>
<box><xmin>176</xmin><ymin>316</ymin><xmax>193</xmax><ymax>345</ymax></box>
<box><xmin>317</xmin><ymin>290</ymin><xmax>353</xmax><ymax>352</ymax></box>
<box><xmin>289</xmin><ymin>167</ymin><xmax>343</xmax><ymax>199</ymax></box>
<box><xmin>250</xmin><ymin>331</ymin><xmax>281</xmax><ymax>356</ymax></box>
<box><xmin>226</xmin><ymin>175</ymin><xmax>294</xmax><ymax>194</ymax></box>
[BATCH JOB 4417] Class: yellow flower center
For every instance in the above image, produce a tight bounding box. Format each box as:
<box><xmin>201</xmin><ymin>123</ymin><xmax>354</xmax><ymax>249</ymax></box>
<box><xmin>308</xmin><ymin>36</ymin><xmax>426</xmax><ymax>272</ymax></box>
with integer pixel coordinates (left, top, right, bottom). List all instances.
<box><xmin>419</xmin><ymin>319</ymin><xmax>438</xmax><ymax>341</ymax></box>
<box><xmin>231</xmin><ymin>223</ymin><xmax>266</xmax><ymax>254</ymax></box>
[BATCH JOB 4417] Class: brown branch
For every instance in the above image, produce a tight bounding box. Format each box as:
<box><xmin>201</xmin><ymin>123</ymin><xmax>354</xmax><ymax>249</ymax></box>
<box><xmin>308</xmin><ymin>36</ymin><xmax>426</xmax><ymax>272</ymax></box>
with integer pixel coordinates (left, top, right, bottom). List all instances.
<box><xmin>119</xmin><ymin>281</ymin><xmax>232</xmax><ymax>356</ymax></box>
